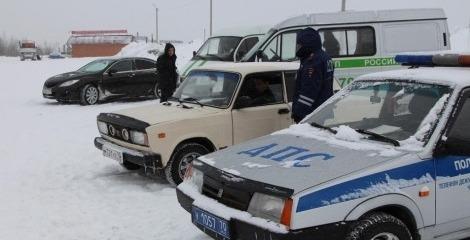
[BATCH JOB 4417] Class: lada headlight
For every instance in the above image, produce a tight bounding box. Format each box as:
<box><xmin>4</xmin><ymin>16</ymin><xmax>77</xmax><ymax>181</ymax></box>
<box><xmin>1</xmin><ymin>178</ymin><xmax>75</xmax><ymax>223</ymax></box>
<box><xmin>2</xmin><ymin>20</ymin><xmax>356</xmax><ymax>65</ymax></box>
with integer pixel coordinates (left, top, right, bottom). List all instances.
<box><xmin>248</xmin><ymin>193</ymin><xmax>293</xmax><ymax>227</ymax></box>
<box><xmin>59</xmin><ymin>79</ymin><xmax>79</xmax><ymax>87</ymax></box>
<box><xmin>130</xmin><ymin>130</ymin><xmax>148</xmax><ymax>146</ymax></box>
<box><xmin>184</xmin><ymin>164</ymin><xmax>204</xmax><ymax>192</ymax></box>
<box><xmin>97</xmin><ymin>121</ymin><xmax>108</xmax><ymax>135</ymax></box>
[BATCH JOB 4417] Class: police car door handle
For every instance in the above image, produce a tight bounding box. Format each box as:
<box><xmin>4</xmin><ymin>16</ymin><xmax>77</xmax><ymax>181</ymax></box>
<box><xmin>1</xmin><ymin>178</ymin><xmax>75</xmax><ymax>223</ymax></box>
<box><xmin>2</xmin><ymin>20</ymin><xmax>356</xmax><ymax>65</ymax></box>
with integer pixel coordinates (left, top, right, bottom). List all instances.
<box><xmin>278</xmin><ymin>108</ymin><xmax>290</xmax><ymax>115</ymax></box>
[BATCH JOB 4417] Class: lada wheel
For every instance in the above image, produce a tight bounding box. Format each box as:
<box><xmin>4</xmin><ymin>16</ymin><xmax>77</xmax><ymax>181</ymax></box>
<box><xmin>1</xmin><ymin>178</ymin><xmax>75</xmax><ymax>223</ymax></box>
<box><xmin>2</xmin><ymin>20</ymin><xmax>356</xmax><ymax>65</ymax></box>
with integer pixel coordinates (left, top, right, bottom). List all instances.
<box><xmin>80</xmin><ymin>84</ymin><xmax>99</xmax><ymax>105</ymax></box>
<box><xmin>165</xmin><ymin>143</ymin><xmax>210</xmax><ymax>186</ymax></box>
<box><xmin>345</xmin><ymin>213</ymin><xmax>412</xmax><ymax>240</ymax></box>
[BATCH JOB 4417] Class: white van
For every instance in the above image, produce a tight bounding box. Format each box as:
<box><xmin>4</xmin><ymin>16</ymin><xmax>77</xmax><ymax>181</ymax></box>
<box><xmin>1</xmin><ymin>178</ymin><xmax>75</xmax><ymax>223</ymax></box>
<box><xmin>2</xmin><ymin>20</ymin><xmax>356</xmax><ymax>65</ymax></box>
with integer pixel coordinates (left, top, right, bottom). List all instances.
<box><xmin>180</xmin><ymin>27</ymin><xmax>268</xmax><ymax>81</ymax></box>
<box><xmin>241</xmin><ymin>8</ymin><xmax>450</xmax><ymax>88</ymax></box>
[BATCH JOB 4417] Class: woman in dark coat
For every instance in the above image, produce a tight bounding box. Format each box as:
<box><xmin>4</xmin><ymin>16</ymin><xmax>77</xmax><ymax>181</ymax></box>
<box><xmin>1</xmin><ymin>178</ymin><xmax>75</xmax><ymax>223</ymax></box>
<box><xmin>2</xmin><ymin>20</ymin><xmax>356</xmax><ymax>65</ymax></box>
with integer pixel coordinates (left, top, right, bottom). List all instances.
<box><xmin>157</xmin><ymin>43</ymin><xmax>177</xmax><ymax>103</ymax></box>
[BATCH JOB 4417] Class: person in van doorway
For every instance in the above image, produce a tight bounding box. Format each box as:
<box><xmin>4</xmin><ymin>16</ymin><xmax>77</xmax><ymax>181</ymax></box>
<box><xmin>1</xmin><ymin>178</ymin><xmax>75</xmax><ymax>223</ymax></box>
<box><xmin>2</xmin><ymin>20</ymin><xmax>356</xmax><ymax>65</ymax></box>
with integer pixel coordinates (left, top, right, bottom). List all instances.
<box><xmin>292</xmin><ymin>27</ymin><xmax>334</xmax><ymax>123</ymax></box>
<box><xmin>157</xmin><ymin>43</ymin><xmax>178</xmax><ymax>103</ymax></box>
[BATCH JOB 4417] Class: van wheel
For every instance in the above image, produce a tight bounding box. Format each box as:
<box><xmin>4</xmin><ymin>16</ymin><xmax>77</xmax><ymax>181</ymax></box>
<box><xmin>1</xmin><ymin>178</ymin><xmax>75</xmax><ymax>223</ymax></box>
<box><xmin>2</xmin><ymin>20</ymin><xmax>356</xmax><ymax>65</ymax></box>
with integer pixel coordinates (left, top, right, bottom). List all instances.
<box><xmin>80</xmin><ymin>84</ymin><xmax>99</xmax><ymax>105</ymax></box>
<box><xmin>345</xmin><ymin>213</ymin><xmax>412</xmax><ymax>240</ymax></box>
<box><xmin>121</xmin><ymin>160</ymin><xmax>141</xmax><ymax>170</ymax></box>
<box><xmin>165</xmin><ymin>143</ymin><xmax>210</xmax><ymax>186</ymax></box>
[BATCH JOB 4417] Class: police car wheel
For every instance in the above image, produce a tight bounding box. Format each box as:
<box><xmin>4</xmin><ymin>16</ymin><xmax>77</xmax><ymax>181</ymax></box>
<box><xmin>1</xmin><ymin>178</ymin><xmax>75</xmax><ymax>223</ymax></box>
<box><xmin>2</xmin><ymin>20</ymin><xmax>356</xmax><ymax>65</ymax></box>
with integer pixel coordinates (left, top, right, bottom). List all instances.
<box><xmin>80</xmin><ymin>84</ymin><xmax>99</xmax><ymax>105</ymax></box>
<box><xmin>165</xmin><ymin>143</ymin><xmax>210</xmax><ymax>186</ymax></box>
<box><xmin>345</xmin><ymin>213</ymin><xmax>412</xmax><ymax>240</ymax></box>
<box><xmin>121</xmin><ymin>160</ymin><xmax>141</xmax><ymax>170</ymax></box>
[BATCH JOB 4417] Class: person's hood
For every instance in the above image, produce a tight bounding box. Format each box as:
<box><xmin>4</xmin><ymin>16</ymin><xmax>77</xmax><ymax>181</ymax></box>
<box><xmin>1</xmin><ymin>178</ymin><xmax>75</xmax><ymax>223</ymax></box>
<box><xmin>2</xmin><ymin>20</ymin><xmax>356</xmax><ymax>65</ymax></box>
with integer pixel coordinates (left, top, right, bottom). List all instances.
<box><xmin>44</xmin><ymin>71</ymin><xmax>97</xmax><ymax>87</ymax></box>
<box><xmin>195</xmin><ymin>133</ymin><xmax>409</xmax><ymax>194</ymax></box>
<box><xmin>297</xmin><ymin>27</ymin><xmax>322</xmax><ymax>52</ymax></box>
<box><xmin>112</xmin><ymin>102</ymin><xmax>222</xmax><ymax>126</ymax></box>
<box><xmin>164</xmin><ymin>43</ymin><xmax>176</xmax><ymax>57</ymax></box>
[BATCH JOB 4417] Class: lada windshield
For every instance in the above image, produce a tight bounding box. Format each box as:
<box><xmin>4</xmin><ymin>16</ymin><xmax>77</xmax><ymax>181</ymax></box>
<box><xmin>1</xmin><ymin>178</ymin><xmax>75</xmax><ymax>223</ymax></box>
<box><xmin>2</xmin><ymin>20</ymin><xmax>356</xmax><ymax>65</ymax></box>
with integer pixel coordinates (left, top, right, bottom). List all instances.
<box><xmin>78</xmin><ymin>59</ymin><xmax>114</xmax><ymax>73</ymax></box>
<box><xmin>173</xmin><ymin>70</ymin><xmax>240</xmax><ymax>108</ymax></box>
<box><xmin>194</xmin><ymin>37</ymin><xmax>242</xmax><ymax>61</ymax></box>
<box><xmin>308</xmin><ymin>81</ymin><xmax>452</xmax><ymax>142</ymax></box>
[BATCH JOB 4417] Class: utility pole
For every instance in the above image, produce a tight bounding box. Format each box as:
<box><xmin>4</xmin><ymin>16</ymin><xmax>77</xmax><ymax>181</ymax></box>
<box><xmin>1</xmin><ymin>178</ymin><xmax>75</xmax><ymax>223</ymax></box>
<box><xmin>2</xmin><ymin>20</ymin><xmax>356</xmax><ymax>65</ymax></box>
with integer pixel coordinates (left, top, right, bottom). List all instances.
<box><xmin>210</xmin><ymin>0</ymin><xmax>213</xmax><ymax>37</ymax></box>
<box><xmin>341</xmin><ymin>0</ymin><xmax>346</xmax><ymax>11</ymax></box>
<box><xmin>155</xmin><ymin>7</ymin><xmax>159</xmax><ymax>43</ymax></box>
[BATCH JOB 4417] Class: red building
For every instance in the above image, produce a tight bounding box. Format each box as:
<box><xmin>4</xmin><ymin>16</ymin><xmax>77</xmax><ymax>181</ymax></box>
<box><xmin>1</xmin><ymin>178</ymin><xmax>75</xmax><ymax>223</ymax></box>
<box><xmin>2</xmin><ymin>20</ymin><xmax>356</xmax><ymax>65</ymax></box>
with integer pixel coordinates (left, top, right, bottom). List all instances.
<box><xmin>67</xmin><ymin>30</ymin><xmax>133</xmax><ymax>58</ymax></box>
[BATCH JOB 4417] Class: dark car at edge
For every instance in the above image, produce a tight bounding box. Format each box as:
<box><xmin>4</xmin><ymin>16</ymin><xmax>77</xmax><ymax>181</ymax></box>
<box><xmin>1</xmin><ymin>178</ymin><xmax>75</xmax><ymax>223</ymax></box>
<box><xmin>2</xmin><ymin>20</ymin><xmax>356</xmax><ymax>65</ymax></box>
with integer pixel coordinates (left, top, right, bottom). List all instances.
<box><xmin>42</xmin><ymin>57</ymin><xmax>159</xmax><ymax>105</ymax></box>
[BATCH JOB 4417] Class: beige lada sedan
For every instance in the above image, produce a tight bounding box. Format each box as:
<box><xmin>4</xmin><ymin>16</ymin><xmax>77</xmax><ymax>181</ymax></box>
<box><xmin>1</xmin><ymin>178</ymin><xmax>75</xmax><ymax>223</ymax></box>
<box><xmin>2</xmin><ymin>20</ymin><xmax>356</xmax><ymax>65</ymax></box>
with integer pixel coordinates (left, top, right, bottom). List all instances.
<box><xmin>94</xmin><ymin>62</ymin><xmax>300</xmax><ymax>185</ymax></box>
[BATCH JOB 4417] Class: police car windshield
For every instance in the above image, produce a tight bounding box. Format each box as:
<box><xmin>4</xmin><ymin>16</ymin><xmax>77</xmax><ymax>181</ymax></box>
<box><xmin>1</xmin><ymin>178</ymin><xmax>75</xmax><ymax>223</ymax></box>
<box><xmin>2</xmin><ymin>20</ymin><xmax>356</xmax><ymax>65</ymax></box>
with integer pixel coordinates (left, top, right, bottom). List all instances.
<box><xmin>173</xmin><ymin>70</ymin><xmax>240</xmax><ymax>108</ymax></box>
<box><xmin>78</xmin><ymin>59</ymin><xmax>114</xmax><ymax>73</ymax></box>
<box><xmin>195</xmin><ymin>37</ymin><xmax>242</xmax><ymax>61</ymax></box>
<box><xmin>307</xmin><ymin>81</ymin><xmax>451</xmax><ymax>142</ymax></box>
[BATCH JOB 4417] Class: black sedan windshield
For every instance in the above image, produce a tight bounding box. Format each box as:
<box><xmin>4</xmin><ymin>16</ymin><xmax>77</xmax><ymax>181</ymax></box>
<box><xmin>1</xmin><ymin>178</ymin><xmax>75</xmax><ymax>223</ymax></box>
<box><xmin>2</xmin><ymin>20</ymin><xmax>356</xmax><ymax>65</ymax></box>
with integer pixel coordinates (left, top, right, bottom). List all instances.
<box><xmin>307</xmin><ymin>81</ymin><xmax>452</xmax><ymax>142</ymax></box>
<box><xmin>78</xmin><ymin>59</ymin><xmax>114</xmax><ymax>73</ymax></box>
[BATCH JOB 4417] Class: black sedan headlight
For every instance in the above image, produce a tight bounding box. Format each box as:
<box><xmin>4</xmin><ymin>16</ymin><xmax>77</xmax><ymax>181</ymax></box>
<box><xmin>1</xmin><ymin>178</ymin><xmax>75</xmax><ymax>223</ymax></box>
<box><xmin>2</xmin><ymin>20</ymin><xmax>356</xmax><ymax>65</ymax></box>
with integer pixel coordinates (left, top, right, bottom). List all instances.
<box><xmin>58</xmin><ymin>79</ymin><xmax>79</xmax><ymax>87</ymax></box>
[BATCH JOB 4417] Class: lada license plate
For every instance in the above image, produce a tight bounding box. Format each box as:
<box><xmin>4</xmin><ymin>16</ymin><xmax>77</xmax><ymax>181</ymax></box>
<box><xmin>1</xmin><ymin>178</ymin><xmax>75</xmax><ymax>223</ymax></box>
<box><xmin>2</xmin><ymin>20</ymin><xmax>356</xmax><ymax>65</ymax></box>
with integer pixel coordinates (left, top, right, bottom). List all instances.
<box><xmin>192</xmin><ymin>206</ymin><xmax>230</xmax><ymax>239</ymax></box>
<box><xmin>103</xmin><ymin>144</ymin><xmax>123</xmax><ymax>164</ymax></box>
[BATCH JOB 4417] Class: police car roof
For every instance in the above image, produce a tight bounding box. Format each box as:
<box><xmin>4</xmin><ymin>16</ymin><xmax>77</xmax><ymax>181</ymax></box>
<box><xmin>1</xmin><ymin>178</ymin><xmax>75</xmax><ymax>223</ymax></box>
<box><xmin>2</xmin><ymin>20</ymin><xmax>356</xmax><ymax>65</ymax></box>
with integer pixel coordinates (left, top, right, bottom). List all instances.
<box><xmin>274</xmin><ymin>8</ymin><xmax>446</xmax><ymax>30</ymax></box>
<box><xmin>192</xmin><ymin>62</ymin><xmax>300</xmax><ymax>75</ymax></box>
<box><xmin>356</xmin><ymin>67</ymin><xmax>470</xmax><ymax>88</ymax></box>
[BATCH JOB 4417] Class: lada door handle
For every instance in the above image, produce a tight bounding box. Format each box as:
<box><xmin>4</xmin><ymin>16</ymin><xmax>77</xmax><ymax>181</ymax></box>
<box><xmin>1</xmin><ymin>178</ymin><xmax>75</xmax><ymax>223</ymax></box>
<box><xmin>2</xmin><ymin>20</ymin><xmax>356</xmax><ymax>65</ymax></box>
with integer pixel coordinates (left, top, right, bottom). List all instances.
<box><xmin>278</xmin><ymin>108</ymin><xmax>290</xmax><ymax>115</ymax></box>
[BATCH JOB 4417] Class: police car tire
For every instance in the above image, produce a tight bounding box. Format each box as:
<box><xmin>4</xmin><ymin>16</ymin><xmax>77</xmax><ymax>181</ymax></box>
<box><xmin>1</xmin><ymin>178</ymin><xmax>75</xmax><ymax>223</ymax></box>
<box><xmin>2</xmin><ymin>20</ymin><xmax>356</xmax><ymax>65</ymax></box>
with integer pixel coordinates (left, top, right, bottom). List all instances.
<box><xmin>121</xmin><ymin>160</ymin><xmax>142</xmax><ymax>170</ymax></box>
<box><xmin>345</xmin><ymin>212</ymin><xmax>412</xmax><ymax>240</ymax></box>
<box><xmin>165</xmin><ymin>143</ymin><xmax>210</xmax><ymax>186</ymax></box>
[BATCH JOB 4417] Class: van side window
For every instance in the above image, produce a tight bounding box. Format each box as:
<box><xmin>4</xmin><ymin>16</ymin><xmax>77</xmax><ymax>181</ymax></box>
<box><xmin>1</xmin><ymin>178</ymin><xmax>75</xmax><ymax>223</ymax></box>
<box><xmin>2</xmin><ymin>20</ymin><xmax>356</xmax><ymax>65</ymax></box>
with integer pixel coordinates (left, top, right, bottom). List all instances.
<box><xmin>235</xmin><ymin>37</ymin><xmax>260</xmax><ymax>61</ymax></box>
<box><xmin>284</xmin><ymin>71</ymin><xmax>297</xmax><ymax>102</ymax></box>
<box><xmin>237</xmin><ymin>72</ymin><xmax>284</xmax><ymax>107</ymax></box>
<box><xmin>383</xmin><ymin>22</ymin><xmax>440</xmax><ymax>54</ymax></box>
<box><xmin>319</xmin><ymin>27</ymin><xmax>376</xmax><ymax>57</ymax></box>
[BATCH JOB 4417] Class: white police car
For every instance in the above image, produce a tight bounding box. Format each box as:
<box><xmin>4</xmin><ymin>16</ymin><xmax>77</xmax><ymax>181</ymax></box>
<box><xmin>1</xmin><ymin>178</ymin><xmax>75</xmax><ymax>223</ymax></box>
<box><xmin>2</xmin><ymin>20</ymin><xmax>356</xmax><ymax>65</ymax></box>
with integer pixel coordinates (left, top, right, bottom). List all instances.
<box><xmin>177</xmin><ymin>54</ymin><xmax>470</xmax><ymax>240</ymax></box>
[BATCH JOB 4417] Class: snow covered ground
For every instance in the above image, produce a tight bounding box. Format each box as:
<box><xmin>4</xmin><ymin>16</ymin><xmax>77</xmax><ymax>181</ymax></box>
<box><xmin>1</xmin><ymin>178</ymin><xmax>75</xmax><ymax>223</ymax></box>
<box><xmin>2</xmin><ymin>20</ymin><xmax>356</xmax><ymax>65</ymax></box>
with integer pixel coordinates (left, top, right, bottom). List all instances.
<box><xmin>0</xmin><ymin>58</ymin><xmax>209</xmax><ymax>240</ymax></box>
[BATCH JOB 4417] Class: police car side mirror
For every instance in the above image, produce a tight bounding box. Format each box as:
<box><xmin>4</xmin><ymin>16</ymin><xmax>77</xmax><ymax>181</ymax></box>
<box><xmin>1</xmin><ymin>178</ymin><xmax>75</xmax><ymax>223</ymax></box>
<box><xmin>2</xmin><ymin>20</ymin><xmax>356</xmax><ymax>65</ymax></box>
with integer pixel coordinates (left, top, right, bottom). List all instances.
<box><xmin>234</xmin><ymin>96</ymin><xmax>252</xmax><ymax>109</ymax></box>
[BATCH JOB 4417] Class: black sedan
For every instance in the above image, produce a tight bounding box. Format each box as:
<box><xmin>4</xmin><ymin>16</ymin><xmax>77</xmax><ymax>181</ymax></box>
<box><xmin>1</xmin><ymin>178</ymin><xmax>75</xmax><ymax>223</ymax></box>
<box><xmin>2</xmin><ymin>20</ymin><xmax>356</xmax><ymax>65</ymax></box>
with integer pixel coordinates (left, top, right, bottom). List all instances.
<box><xmin>42</xmin><ymin>57</ymin><xmax>158</xmax><ymax>105</ymax></box>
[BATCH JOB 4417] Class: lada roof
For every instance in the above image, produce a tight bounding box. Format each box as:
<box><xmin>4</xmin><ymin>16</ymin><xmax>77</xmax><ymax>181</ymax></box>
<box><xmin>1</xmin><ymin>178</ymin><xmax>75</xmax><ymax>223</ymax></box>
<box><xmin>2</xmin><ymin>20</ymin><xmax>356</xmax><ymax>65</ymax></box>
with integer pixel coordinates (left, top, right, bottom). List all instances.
<box><xmin>274</xmin><ymin>8</ymin><xmax>446</xmax><ymax>30</ymax></box>
<box><xmin>192</xmin><ymin>62</ymin><xmax>300</xmax><ymax>76</ymax></box>
<box><xmin>356</xmin><ymin>67</ymin><xmax>470</xmax><ymax>88</ymax></box>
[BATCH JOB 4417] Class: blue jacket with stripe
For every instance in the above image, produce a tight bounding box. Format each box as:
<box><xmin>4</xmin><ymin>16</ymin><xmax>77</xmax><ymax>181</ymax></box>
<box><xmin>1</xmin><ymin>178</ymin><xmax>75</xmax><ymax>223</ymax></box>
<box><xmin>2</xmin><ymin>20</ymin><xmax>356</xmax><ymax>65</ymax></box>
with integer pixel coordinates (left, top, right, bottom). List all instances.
<box><xmin>292</xmin><ymin>50</ymin><xmax>334</xmax><ymax>122</ymax></box>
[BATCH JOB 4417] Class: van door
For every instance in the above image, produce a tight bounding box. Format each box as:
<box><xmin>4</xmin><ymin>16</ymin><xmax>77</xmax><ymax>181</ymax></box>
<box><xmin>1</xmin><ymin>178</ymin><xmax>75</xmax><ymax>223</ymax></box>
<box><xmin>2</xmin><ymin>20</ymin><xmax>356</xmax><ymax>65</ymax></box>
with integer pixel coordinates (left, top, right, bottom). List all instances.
<box><xmin>235</xmin><ymin>36</ymin><xmax>260</xmax><ymax>62</ymax></box>
<box><xmin>232</xmin><ymin>72</ymin><xmax>292</xmax><ymax>144</ymax></box>
<box><xmin>435</xmin><ymin>89</ymin><xmax>470</xmax><ymax>236</ymax></box>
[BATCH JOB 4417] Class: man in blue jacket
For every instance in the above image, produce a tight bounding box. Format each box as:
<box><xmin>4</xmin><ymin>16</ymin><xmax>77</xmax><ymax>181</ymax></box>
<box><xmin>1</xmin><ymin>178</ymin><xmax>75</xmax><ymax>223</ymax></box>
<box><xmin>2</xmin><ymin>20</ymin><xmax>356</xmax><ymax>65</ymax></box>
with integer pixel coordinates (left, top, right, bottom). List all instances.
<box><xmin>292</xmin><ymin>28</ymin><xmax>334</xmax><ymax>123</ymax></box>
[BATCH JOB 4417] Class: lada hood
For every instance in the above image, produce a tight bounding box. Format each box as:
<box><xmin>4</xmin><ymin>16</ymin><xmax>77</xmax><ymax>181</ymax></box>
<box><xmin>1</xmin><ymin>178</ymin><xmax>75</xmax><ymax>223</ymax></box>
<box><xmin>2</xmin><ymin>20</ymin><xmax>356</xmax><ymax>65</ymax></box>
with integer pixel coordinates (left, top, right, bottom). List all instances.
<box><xmin>196</xmin><ymin>131</ymin><xmax>409</xmax><ymax>194</ymax></box>
<box><xmin>112</xmin><ymin>102</ymin><xmax>223</xmax><ymax>125</ymax></box>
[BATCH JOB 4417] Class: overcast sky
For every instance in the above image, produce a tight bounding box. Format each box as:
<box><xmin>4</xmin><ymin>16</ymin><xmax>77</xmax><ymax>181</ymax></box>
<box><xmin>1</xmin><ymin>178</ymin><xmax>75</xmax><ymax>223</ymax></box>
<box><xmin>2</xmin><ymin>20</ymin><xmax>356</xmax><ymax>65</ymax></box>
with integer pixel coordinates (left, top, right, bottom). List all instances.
<box><xmin>1</xmin><ymin>0</ymin><xmax>470</xmax><ymax>46</ymax></box>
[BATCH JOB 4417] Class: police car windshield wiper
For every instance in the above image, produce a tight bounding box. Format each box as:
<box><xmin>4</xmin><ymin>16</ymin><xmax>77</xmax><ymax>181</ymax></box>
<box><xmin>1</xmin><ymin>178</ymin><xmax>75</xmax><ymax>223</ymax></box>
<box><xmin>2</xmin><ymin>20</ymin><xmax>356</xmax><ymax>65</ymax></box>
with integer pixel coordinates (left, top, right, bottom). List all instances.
<box><xmin>182</xmin><ymin>97</ymin><xmax>205</xmax><ymax>107</ymax></box>
<box><xmin>355</xmin><ymin>129</ymin><xmax>400</xmax><ymax>147</ymax></box>
<box><xmin>310</xmin><ymin>122</ymin><xmax>337</xmax><ymax>134</ymax></box>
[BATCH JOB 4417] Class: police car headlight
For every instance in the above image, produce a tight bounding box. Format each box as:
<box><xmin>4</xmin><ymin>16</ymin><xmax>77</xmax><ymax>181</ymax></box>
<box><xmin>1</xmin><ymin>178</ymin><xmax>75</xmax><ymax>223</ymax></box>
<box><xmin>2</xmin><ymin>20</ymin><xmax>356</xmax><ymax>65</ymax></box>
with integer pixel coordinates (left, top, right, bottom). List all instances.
<box><xmin>184</xmin><ymin>164</ymin><xmax>204</xmax><ymax>192</ymax></box>
<box><xmin>248</xmin><ymin>193</ymin><xmax>287</xmax><ymax>223</ymax></box>
<box><xmin>59</xmin><ymin>79</ymin><xmax>79</xmax><ymax>87</ymax></box>
<box><xmin>130</xmin><ymin>130</ymin><xmax>148</xmax><ymax>146</ymax></box>
<box><xmin>97</xmin><ymin>121</ymin><xmax>108</xmax><ymax>135</ymax></box>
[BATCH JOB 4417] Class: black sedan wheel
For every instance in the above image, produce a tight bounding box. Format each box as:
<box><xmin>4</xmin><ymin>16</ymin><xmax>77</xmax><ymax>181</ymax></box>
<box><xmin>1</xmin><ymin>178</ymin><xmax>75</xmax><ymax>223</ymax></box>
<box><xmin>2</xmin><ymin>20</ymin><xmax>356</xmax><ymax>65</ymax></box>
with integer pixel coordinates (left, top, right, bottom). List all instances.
<box><xmin>154</xmin><ymin>83</ymin><xmax>161</xmax><ymax>98</ymax></box>
<box><xmin>80</xmin><ymin>84</ymin><xmax>99</xmax><ymax>105</ymax></box>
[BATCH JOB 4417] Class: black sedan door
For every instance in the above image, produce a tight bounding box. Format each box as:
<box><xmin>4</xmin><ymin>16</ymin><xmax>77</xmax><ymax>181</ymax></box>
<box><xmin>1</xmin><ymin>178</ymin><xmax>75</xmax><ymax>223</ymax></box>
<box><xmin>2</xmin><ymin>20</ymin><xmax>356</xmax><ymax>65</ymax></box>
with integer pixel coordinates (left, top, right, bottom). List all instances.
<box><xmin>102</xmin><ymin>60</ymin><xmax>135</xmax><ymax>95</ymax></box>
<box><xmin>133</xmin><ymin>59</ymin><xmax>157</xmax><ymax>96</ymax></box>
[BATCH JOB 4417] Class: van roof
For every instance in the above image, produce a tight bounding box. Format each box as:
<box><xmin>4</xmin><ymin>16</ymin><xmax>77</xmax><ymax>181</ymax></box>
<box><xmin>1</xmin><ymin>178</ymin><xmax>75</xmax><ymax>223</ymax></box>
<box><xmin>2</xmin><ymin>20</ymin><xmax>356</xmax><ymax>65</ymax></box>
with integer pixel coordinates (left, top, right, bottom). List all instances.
<box><xmin>274</xmin><ymin>8</ymin><xmax>446</xmax><ymax>30</ymax></box>
<box><xmin>192</xmin><ymin>62</ymin><xmax>300</xmax><ymax>75</ymax></box>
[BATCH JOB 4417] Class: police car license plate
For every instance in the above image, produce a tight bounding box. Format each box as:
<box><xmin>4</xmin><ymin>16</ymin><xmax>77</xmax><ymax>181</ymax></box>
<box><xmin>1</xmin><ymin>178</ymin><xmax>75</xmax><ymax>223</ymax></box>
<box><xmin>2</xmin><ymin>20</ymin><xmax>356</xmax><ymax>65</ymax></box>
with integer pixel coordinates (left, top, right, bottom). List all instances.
<box><xmin>102</xmin><ymin>144</ymin><xmax>123</xmax><ymax>164</ymax></box>
<box><xmin>192</xmin><ymin>207</ymin><xmax>230</xmax><ymax>239</ymax></box>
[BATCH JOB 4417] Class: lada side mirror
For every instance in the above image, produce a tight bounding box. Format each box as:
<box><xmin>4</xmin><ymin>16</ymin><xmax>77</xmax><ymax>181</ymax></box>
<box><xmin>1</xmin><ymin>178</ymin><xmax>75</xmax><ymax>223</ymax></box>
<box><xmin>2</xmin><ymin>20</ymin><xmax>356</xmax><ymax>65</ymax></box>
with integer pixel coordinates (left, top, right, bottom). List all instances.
<box><xmin>234</xmin><ymin>96</ymin><xmax>252</xmax><ymax>109</ymax></box>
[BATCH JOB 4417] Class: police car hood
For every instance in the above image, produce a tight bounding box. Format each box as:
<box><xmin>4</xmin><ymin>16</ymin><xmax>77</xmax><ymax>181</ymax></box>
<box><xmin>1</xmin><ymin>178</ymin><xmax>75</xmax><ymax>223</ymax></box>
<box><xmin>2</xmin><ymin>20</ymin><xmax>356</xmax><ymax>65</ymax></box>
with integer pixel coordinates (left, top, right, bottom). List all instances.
<box><xmin>113</xmin><ymin>102</ymin><xmax>222</xmax><ymax>125</ymax></box>
<box><xmin>198</xmin><ymin>129</ymin><xmax>409</xmax><ymax>194</ymax></box>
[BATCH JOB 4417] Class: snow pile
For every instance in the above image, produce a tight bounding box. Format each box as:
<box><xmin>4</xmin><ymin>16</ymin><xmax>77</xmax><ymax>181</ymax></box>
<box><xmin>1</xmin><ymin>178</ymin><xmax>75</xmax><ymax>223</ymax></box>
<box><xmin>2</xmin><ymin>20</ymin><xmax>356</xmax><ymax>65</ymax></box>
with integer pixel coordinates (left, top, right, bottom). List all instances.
<box><xmin>334</xmin><ymin>125</ymin><xmax>363</xmax><ymax>142</ymax></box>
<box><xmin>178</xmin><ymin>181</ymin><xmax>288</xmax><ymax>234</ymax></box>
<box><xmin>322</xmin><ymin>173</ymin><xmax>434</xmax><ymax>205</ymax></box>
<box><xmin>451</xmin><ymin>26</ymin><xmax>470</xmax><ymax>51</ymax></box>
<box><xmin>242</xmin><ymin>162</ymin><xmax>272</xmax><ymax>169</ymax></box>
